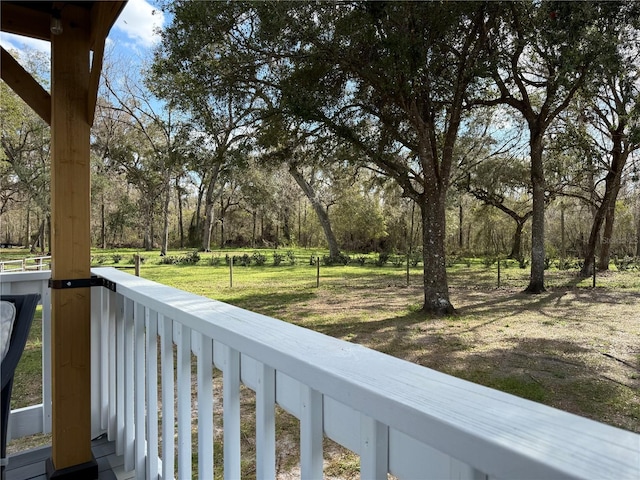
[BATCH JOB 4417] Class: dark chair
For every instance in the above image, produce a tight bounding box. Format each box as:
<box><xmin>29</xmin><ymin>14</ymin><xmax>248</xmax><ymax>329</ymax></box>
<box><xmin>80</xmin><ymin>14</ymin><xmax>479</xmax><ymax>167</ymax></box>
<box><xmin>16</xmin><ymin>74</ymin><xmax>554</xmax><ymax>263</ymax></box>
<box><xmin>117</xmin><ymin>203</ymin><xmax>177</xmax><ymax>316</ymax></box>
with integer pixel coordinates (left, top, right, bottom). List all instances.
<box><xmin>1</xmin><ymin>294</ymin><xmax>40</xmax><ymax>479</ymax></box>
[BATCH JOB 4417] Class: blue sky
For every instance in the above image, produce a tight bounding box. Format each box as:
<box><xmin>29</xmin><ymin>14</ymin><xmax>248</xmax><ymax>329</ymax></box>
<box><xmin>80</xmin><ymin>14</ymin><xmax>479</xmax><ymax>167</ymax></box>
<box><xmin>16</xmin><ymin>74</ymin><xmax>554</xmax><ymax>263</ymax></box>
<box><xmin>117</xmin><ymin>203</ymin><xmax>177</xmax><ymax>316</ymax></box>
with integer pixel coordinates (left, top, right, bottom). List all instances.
<box><xmin>0</xmin><ymin>0</ymin><xmax>164</xmax><ymax>72</ymax></box>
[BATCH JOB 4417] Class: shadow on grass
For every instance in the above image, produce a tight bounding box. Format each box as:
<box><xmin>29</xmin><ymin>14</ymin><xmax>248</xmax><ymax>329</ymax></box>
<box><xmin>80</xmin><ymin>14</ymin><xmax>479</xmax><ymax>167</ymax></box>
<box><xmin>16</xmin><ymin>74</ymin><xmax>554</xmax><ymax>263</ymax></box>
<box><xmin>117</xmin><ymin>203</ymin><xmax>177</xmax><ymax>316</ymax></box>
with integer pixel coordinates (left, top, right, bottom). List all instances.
<box><xmin>372</xmin><ymin>325</ymin><xmax>640</xmax><ymax>433</ymax></box>
<box><xmin>223</xmin><ymin>290</ymin><xmax>316</xmax><ymax>318</ymax></box>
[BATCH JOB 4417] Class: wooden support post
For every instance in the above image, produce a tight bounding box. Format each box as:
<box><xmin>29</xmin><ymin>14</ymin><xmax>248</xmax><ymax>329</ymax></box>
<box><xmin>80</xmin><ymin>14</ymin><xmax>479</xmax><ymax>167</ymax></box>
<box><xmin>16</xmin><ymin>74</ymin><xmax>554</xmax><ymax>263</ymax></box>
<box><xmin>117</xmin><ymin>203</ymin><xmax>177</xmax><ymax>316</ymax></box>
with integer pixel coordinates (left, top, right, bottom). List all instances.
<box><xmin>47</xmin><ymin>5</ymin><xmax>97</xmax><ymax>478</ymax></box>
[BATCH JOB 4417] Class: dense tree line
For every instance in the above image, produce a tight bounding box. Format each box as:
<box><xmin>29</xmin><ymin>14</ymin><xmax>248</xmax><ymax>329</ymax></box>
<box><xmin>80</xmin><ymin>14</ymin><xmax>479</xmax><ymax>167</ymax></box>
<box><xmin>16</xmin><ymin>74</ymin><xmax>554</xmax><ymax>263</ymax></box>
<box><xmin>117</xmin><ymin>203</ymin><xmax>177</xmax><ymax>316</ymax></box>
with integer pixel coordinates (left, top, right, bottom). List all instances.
<box><xmin>1</xmin><ymin>1</ymin><xmax>639</xmax><ymax>314</ymax></box>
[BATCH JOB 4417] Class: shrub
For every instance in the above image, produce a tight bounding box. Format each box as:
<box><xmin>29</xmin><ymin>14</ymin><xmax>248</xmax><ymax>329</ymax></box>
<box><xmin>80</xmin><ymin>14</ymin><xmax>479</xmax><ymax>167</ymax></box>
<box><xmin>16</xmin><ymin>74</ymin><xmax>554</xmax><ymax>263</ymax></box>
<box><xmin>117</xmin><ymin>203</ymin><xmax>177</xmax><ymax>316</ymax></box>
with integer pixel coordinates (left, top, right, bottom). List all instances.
<box><xmin>322</xmin><ymin>252</ymin><xmax>351</xmax><ymax>266</ymax></box>
<box><xmin>160</xmin><ymin>255</ymin><xmax>177</xmax><ymax>265</ymax></box>
<box><xmin>252</xmin><ymin>252</ymin><xmax>267</xmax><ymax>266</ymax></box>
<box><xmin>160</xmin><ymin>251</ymin><xmax>199</xmax><ymax>265</ymax></box>
<box><xmin>375</xmin><ymin>252</ymin><xmax>390</xmax><ymax>267</ymax></box>
<box><xmin>208</xmin><ymin>254</ymin><xmax>222</xmax><ymax>266</ymax></box>
<box><xmin>273</xmin><ymin>252</ymin><xmax>285</xmax><ymax>266</ymax></box>
<box><xmin>356</xmin><ymin>256</ymin><xmax>367</xmax><ymax>266</ymax></box>
<box><xmin>613</xmin><ymin>255</ymin><xmax>638</xmax><ymax>271</ymax></box>
<box><xmin>391</xmin><ymin>255</ymin><xmax>404</xmax><ymax>267</ymax></box>
<box><xmin>286</xmin><ymin>250</ymin><xmax>296</xmax><ymax>266</ymax></box>
<box><xmin>236</xmin><ymin>253</ymin><xmax>251</xmax><ymax>267</ymax></box>
<box><xmin>128</xmin><ymin>255</ymin><xmax>145</xmax><ymax>265</ymax></box>
<box><xmin>112</xmin><ymin>254</ymin><xmax>122</xmax><ymax>264</ymax></box>
<box><xmin>482</xmin><ymin>256</ymin><xmax>496</xmax><ymax>268</ymax></box>
<box><xmin>409</xmin><ymin>252</ymin><xmax>421</xmax><ymax>267</ymax></box>
<box><xmin>184</xmin><ymin>250</ymin><xmax>200</xmax><ymax>264</ymax></box>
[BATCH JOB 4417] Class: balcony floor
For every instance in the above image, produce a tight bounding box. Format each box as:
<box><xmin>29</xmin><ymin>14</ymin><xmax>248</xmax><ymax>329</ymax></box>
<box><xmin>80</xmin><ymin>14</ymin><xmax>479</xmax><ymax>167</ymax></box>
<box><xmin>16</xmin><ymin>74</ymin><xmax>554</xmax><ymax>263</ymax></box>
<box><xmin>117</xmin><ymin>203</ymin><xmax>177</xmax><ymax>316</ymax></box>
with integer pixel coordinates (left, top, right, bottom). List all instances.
<box><xmin>6</xmin><ymin>435</ymin><xmax>132</xmax><ymax>480</ymax></box>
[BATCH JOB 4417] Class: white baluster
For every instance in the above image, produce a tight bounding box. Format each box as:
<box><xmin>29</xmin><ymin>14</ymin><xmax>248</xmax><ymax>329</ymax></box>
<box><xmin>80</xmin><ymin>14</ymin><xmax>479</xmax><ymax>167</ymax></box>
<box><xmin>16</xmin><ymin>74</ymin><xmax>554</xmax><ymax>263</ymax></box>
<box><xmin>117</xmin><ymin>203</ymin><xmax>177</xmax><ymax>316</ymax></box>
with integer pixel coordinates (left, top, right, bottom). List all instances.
<box><xmin>300</xmin><ymin>385</ymin><xmax>323</xmax><ymax>480</ymax></box>
<box><xmin>223</xmin><ymin>346</ymin><xmax>241</xmax><ymax>480</ymax></box>
<box><xmin>115</xmin><ymin>293</ymin><xmax>125</xmax><ymax>456</ymax></box>
<box><xmin>124</xmin><ymin>297</ymin><xmax>135</xmax><ymax>471</ymax></box>
<box><xmin>146</xmin><ymin>309</ymin><xmax>159</xmax><ymax>479</ymax></box>
<box><xmin>100</xmin><ymin>286</ymin><xmax>110</xmax><ymax>430</ymax></box>
<box><xmin>177</xmin><ymin>322</ymin><xmax>192</xmax><ymax>479</ymax></box>
<box><xmin>256</xmin><ymin>362</ymin><xmax>276</xmax><ymax>480</ymax></box>
<box><xmin>107</xmin><ymin>288</ymin><xmax>117</xmax><ymax>441</ymax></box>
<box><xmin>360</xmin><ymin>414</ymin><xmax>388</xmax><ymax>479</ymax></box>
<box><xmin>134</xmin><ymin>302</ymin><xmax>147</xmax><ymax>478</ymax></box>
<box><xmin>160</xmin><ymin>315</ymin><xmax>175</xmax><ymax>479</ymax></box>
<box><xmin>197</xmin><ymin>334</ymin><xmax>214</xmax><ymax>479</ymax></box>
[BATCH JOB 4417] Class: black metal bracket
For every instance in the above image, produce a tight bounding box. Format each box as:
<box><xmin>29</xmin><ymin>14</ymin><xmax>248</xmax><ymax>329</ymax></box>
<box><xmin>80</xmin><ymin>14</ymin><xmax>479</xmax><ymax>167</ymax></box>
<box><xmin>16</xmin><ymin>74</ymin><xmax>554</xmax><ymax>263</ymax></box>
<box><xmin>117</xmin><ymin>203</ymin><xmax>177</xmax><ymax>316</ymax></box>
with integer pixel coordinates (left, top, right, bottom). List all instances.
<box><xmin>49</xmin><ymin>275</ymin><xmax>116</xmax><ymax>292</ymax></box>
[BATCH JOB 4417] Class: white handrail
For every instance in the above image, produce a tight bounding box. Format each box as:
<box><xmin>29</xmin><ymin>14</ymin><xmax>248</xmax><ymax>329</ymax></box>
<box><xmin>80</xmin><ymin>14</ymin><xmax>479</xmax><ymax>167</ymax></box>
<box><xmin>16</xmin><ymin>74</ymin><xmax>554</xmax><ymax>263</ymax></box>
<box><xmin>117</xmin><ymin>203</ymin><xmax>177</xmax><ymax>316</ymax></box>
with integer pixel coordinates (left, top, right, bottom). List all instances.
<box><xmin>0</xmin><ymin>256</ymin><xmax>51</xmax><ymax>272</ymax></box>
<box><xmin>90</xmin><ymin>267</ymin><xmax>639</xmax><ymax>480</ymax></box>
<box><xmin>5</xmin><ymin>268</ymin><xmax>639</xmax><ymax>479</ymax></box>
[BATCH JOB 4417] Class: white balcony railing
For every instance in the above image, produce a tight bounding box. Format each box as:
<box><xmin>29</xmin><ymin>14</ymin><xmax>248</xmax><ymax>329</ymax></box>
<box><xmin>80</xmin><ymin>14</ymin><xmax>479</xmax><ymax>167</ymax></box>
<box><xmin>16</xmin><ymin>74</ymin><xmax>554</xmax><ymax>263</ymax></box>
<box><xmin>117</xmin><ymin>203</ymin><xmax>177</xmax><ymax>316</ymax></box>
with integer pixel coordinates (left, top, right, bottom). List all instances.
<box><xmin>0</xmin><ymin>256</ymin><xmax>51</xmax><ymax>272</ymax></box>
<box><xmin>3</xmin><ymin>268</ymin><xmax>639</xmax><ymax>479</ymax></box>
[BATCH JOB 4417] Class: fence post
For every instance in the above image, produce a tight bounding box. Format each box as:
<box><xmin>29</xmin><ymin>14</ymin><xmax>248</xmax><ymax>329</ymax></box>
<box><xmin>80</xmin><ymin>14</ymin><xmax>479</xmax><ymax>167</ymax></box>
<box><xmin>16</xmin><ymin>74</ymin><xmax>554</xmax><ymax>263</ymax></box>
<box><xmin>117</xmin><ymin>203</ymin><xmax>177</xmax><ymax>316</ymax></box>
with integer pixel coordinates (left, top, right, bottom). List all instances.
<box><xmin>316</xmin><ymin>257</ymin><xmax>320</xmax><ymax>288</ymax></box>
<box><xmin>134</xmin><ymin>254</ymin><xmax>141</xmax><ymax>277</ymax></box>
<box><xmin>230</xmin><ymin>255</ymin><xmax>234</xmax><ymax>288</ymax></box>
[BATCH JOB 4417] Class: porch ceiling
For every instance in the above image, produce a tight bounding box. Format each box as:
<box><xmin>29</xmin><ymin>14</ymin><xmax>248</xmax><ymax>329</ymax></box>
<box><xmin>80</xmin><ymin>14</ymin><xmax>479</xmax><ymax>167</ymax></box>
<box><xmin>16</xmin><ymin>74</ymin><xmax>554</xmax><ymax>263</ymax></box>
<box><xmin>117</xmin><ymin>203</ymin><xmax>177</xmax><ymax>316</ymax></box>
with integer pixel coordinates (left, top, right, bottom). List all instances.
<box><xmin>1</xmin><ymin>1</ymin><xmax>123</xmax><ymax>48</ymax></box>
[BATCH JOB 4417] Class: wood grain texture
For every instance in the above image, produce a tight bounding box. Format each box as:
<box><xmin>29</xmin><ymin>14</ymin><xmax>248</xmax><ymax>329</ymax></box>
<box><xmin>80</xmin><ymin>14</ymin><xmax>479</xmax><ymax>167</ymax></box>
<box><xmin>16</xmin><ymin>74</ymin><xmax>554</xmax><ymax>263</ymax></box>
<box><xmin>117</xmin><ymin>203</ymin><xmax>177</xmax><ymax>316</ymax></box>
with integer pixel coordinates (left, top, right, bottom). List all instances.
<box><xmin>50</xmin><ymin>4</ymin><xmax>92</xmax><ymax>469</ymax></box>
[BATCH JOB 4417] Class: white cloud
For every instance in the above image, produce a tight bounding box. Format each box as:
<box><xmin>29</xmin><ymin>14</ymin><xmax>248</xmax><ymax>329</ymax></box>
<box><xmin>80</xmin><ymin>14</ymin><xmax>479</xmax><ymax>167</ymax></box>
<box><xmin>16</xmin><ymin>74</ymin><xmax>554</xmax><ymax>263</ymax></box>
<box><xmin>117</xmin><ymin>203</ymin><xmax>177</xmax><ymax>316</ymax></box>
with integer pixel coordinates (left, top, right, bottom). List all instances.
<box><xmin>113</xmin><ymin>0</ymin><xmax>164</xmax><ymax>48</ymax></box>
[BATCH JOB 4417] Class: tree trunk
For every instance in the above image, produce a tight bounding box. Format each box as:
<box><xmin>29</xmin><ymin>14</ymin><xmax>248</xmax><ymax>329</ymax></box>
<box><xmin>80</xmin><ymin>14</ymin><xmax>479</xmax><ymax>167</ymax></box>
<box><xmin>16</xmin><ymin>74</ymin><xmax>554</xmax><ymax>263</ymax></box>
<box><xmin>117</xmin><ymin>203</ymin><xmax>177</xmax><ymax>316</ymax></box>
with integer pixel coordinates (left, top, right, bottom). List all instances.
<box><xmin>636</xmin><ymin>195</ymin><xmax>640</xmax><ymax>258</ymax></box>
<box><xmin>46</xmin><ymin>215</ymin><xmax>51</xmax><ymax>254</ymax></box>
<box><xmin>525</xmin><ymin>132</ymin><xmax>546</xmax><ymax>293</ymax></box>
<box><xmin>289</xmin><ymin>164</ymin><xmax>340</xmax><ymax>258</ymax></box>
<box><xmin>176</xmin><ymin>177</ymin><xmax>185</xmax><ymax>249</ymax></box>
<box><xmin>283</xmin><ymin>205</ymin><xmax>291</xmax><ymax>243</ymax></box>
<box><xmin>161</xmin><ymin>178</ymin><xmax>171</xmax><ymax>255</ymax></box>
<box><xmin>201</xmin><ymin>164</ymin><xmax>221</xmax><ymax>252</ymax></box>
<box><xmin>143</xmin><ymin>200</ymin><xmax>153</xmax><ymax>251</ymax></box>
<box><xmin>220</xmin><ymin>197</ymin><xmax>225</xmax><ymax>248</ymax></box>
<box><xmin>458</xmin><ymin>200</ymin><xmax>463</xmax><ymax>250</ymax></box>
<box><xmin>560</xmin><ymin>203</ymin><xmax>566</xmax><ymax>262</ymax></box>
<box><xmin>581</xmin><ymin>139</ymin><xmax>627</xmax><ymax>276</ymax></box>
<box><xmin>598</xmin><ymin>179</ymin><xmax>621</xmax><ymax>271</ymax></box>
<box><xmin>509</xmin><ymin>219</ymin><xmax>525</xmax><ymax>261</ymax></box>
<box><xmin>252</xmin><ymin>210</ymin><xmax>257</xmax><ymax>248</ymax></box>
<box><xmin>419</xmin><ymin>192</ymin><xmax>454</xmax><ymax>315</ymax></box>
<box><xmin>25</xmin><ymin>202</ymin><xmax>31</xmax><ymax>248</ymax></box>
<box><xmin>100</xmin><ymin>197</ymin><xmax>106</xmax><ymax>249</ymax></box>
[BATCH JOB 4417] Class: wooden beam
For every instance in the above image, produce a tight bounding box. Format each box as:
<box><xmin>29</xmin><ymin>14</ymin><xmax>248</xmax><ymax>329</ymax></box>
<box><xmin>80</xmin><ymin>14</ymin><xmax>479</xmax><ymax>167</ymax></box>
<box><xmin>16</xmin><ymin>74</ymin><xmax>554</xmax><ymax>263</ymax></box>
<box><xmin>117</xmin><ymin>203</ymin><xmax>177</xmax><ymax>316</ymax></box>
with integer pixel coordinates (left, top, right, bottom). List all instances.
<box><xmin>87</xmin><ymin>38</ymin><xmax>105</xmax><ymax>126</ymax></box>
<box><xmin>87</xmin><ymin>1</ymin><xmax>127</xmax><ymax>125</ymax></box>
<box><xmin>49</xmin><ymin>3</ymin><xmax>94</xmax><ymax>474</ymax></box>
<box><xmin>1</xmin><ymin>47</ymin><xmax>51</xmax><ymax>125</ymax></box>
<box><xmin>0</xmin><ymin>3</ymin><xmax>50</xmax><ymax>42</ymax></box>
<box><xmin>89</xmin><ymin>1</ymin><xmax>127</xmax><ymax>49</ymax></box>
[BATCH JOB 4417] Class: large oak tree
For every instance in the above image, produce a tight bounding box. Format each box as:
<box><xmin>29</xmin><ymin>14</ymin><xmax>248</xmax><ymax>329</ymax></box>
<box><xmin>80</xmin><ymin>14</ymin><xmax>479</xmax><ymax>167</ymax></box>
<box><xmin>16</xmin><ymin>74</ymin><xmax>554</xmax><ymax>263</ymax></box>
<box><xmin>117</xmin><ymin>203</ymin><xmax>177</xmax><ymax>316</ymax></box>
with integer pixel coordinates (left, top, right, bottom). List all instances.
<box><xmin>153</xmin><ymin>1</ymin><xmax>496</xmax><ymax>314</ymax></box>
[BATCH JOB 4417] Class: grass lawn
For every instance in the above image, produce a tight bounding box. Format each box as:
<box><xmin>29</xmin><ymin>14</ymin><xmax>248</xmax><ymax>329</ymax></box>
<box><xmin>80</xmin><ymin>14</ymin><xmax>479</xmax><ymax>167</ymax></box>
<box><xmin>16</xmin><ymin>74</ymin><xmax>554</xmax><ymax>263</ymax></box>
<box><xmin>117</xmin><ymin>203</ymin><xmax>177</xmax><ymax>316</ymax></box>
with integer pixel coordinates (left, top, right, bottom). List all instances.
<box><xmin>4</xmin><ymin>247</ymin><xmax>640</xmax><ymax>477</ymax></box>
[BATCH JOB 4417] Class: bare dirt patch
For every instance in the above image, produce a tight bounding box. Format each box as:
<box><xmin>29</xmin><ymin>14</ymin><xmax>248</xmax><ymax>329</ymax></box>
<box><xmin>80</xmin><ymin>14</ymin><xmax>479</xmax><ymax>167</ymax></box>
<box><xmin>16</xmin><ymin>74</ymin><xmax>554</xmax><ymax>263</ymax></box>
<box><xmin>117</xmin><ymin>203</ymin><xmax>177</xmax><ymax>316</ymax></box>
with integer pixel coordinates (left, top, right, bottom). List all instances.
<box><xmin>281</xmin><ymin>285</ymin><xmax>640</xmax><ymax>434</ymax></box>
